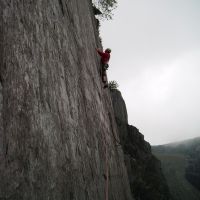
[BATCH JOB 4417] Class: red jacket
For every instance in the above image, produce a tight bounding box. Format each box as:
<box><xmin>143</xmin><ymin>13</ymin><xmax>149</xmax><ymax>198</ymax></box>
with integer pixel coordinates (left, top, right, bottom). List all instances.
<box><xmin>97</xmin><ymin>50</ymin><xmax>110</xmax><ymax>64</ymax></box>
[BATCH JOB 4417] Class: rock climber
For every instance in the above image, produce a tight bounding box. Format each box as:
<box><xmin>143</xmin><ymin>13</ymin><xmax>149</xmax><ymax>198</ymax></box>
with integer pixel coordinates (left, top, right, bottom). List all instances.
<box><xmin>96</xmin><ymin>48</ymin><xmax>111</xmax><ymax>88</ymax></box>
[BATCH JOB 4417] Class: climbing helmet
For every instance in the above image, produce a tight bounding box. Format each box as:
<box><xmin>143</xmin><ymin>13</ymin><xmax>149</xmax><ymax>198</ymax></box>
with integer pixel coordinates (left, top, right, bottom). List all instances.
<box><xmin>105</xmin><ymin>48</ymin><xmax>111</xmax><ymax>53</ymax></box>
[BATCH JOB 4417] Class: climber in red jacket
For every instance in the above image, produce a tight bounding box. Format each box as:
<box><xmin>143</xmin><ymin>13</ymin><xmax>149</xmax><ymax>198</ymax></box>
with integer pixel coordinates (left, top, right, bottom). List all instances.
<box><xmin>96</xmin><ymin>48</ymin><xmax>111</xmax><ymax>88</ymax></box>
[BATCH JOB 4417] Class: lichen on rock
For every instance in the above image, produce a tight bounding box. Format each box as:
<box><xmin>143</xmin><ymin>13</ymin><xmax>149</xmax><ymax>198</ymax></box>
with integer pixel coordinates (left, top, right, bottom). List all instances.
<box><xmin>0</xmin><ymin>0</ymin><xmax>133</xmax><ymax>199</ymax></box>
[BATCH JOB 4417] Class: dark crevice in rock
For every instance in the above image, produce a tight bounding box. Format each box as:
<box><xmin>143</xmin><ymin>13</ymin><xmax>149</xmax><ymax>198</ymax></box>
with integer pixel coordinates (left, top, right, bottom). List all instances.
<box><xmin>58</xmin><ymin>0</ymin><xmax>65</xmax><ymax>15</ymax></box>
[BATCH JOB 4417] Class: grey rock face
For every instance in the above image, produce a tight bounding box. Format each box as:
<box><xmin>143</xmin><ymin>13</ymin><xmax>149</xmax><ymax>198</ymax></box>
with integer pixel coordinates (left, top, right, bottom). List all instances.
<box><xmin>0</xmin><ymin>80</ymin><xmax>2</xmax><ymax>156</ymax></box>
<box><xmin>0</xmin><ymin>1</ymin><xmax>133</xmax><ymax>199</ymax></box>
<box><xmin>110</xmin><ymin>90</ymin><xmax>128</xmax><ymax>124</ymax></box>
<box><xmin>111</xmin><ymin>89</ymin><xmax>170</xmax><ymax>200</ymax></box>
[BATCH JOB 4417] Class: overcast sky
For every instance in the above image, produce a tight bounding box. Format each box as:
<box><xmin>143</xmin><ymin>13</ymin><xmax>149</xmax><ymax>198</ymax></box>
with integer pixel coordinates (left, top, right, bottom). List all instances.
<box><xmin>100</xmin><ymin>0</ymin><xmax>200</xmax><ymax>145</ymax></box>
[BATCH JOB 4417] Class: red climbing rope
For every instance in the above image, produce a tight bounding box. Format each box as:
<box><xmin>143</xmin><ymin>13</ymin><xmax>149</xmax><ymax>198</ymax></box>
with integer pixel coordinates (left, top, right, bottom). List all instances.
<box><xmin>105</xmin><ymin>139</ymin><xmax>109</xmax><ymax>200</ymax></box>
<box><xmin>103</xmin><ymin>131</ymin><xmax>109</xmax><ymax>200</ymax></box>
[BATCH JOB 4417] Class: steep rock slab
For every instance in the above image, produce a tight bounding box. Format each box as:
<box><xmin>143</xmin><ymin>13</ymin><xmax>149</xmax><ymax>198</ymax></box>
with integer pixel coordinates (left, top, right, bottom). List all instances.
<box><xmin>0</xmin><ymin>1</ymin><xmax>133</xmax><ymax>199</ymax></box>
<box><xmin>111</xmin><ymin>89</ymin><xmax>170</xmax><ymax>200</ymax></box>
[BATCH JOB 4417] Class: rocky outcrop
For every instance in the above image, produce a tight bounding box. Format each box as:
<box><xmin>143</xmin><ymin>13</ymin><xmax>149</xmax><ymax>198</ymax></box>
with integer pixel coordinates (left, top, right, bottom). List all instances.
<box><xmin>111</xmin><ymin>89</ymin><xmax>170</xmax><ymax>200</ymax></box>
<box><xmin>0</xmin><ymin>1</ymin><xmax>133</xmax><ymax>199</ymax></box>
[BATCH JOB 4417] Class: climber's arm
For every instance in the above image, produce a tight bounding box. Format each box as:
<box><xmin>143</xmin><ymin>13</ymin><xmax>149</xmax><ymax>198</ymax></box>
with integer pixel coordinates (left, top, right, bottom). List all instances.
<box><xmin>96</xmin><ymin>49</ymin><xmax>104</xmax><ymax>57</ymax></box>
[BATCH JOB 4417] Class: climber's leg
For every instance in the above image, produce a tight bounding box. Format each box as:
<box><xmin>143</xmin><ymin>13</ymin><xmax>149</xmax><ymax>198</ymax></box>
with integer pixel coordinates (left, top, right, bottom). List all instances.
<box><xmin>102</xmin><ymin>70</ymin><xmax>107</xmax><ymax>83</ymax></box>
<box><xmin>102</xmin><ymin>70</ymin><xmax>108</xmax><ymax>88</ymax></box>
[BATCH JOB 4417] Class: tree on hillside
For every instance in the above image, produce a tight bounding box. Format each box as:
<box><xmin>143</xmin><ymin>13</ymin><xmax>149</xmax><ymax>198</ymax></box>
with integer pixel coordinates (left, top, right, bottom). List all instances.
<box><xmin>92</xmin><ymin>0</ymin><xmax>117</xmax><ymax>19</ymax></box>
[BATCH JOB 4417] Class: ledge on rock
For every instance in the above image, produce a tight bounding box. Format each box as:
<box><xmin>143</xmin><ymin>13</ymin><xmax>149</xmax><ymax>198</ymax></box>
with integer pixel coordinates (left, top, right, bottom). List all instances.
<box><xmin>110</xmin><ymin>89</ymin><xmax>171</xmax><ymax>200</ymax></box>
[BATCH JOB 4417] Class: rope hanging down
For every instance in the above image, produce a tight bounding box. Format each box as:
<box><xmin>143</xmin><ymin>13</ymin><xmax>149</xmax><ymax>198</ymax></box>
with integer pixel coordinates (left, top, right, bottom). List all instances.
<box><xmin>103</xmin><ymin>130</ymin><xmax>109</xmax><ymax>200</ymax></box>
<box><xmin>105</xmin><ymin>138</ymin><xmax>109</xmax><ymax>200</ymax></box>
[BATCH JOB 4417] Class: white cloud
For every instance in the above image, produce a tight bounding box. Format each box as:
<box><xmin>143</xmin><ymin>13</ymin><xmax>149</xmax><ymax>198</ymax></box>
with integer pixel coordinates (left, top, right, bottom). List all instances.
<box><xmin>101</xmin><ymin>0</ymin><xmax>200</xmax><ymax>145</ymax></box>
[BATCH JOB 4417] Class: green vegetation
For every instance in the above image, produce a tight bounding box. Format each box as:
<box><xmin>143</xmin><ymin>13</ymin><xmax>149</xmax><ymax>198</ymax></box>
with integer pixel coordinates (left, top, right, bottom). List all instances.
<box><xmin>92</xmin><ymin>0</ymin><xmax>117</xmax><ymax>19</ymax></box>
<box><xmin>155</xmin><ymin>153</ymin><xmax>200</xmax><ymax>200</ymax></box>
<box><xmin>108</xmin><ymin>80</ymin><xmax>119</xmax><ymax>90</ymax></box>
<box><xmin>152</xmin><ymin>138</ymin><xmax>200</xmax><ymax>200</ymax></box>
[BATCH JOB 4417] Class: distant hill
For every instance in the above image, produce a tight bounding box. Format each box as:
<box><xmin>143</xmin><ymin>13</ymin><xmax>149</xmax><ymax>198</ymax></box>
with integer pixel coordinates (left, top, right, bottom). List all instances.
<box><xmin>152</xmin><ymin>137</ymin><xmax>200</xmax><ymax>200</ymax></box>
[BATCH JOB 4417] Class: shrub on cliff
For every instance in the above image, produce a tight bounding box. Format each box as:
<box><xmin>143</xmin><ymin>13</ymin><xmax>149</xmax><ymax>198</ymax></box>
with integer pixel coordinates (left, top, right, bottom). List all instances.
<box><xmin>92</xmin><ymin>0</ymin><xmax>117</xmax><ymax>19</ymax></box>
<box><xmin>108</xmin><ymin>80</ymin><xmax>119</xmax><ymax>90</ymax></box>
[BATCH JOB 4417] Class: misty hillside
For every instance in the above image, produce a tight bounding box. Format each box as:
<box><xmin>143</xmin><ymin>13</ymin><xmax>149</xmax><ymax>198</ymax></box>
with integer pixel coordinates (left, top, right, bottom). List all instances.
<box><xmin>152</xmin><ymin>137</ymin><xmax>200</xmax><ymax>200</ymax></box>
<box><xmin>153</xmin><ymin>137</ymin><xmax>200</xmax><ymax>154</ymax></box>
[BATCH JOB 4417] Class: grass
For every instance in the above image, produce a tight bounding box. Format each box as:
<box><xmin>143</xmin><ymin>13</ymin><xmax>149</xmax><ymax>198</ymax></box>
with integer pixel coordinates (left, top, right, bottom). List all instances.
<box><xmin>154</xmin><ymin>153</ymin><xmax>200</xmax><ymax>200</ymax></box>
